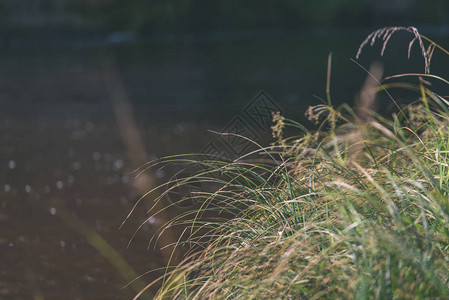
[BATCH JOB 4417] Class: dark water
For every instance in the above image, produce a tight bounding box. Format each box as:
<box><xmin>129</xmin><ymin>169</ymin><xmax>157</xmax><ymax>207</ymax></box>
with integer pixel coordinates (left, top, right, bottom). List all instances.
<box><xmin>1</xmin><ymin>29</ymin><xmax>448</xmax><ymax>299</ymax></box>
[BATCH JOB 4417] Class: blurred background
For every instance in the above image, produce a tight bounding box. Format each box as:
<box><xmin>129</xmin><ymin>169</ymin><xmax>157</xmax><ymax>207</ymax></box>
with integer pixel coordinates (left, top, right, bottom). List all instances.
<box><xmin>0</xmin><ymin>1</ymin><xmax>448</xmax><ymax>299</ymax></box>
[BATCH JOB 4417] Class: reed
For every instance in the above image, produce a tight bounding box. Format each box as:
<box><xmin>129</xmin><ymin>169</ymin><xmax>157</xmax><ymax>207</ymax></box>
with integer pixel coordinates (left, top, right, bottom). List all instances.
<box><xmin>135</xmin><ymin>27</ymin><xmax>449</xmax><ymax>299</ymax></box>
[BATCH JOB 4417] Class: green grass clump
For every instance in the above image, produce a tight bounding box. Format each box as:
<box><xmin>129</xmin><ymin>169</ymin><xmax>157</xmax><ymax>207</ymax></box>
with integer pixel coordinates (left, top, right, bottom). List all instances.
<box><xmin>137</xmin><ymin>27</ymin><xmax>449</xmax><ymax>299</ymax></box>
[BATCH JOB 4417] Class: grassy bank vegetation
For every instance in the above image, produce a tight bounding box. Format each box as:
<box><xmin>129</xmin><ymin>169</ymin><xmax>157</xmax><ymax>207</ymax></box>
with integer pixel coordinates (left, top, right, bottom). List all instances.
<box><xmin>136</xmin><ymin>27</ymin><xmax>449</xmax><ymax>299</ymax></box>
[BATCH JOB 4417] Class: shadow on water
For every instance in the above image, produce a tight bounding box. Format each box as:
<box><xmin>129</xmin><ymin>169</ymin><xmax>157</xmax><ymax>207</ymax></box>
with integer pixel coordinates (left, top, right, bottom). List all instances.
<box><xmin>1</xmin><ymin>28</ymin><xmax>448</xmax><ymax>299</ymax></box>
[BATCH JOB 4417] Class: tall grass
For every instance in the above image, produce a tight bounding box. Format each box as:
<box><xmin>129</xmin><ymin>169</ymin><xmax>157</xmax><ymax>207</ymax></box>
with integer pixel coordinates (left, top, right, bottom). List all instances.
<box><xmin>135</xmin><ymin>27</ymin><xmax>449</xmax><ymax>299</ymax></box>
